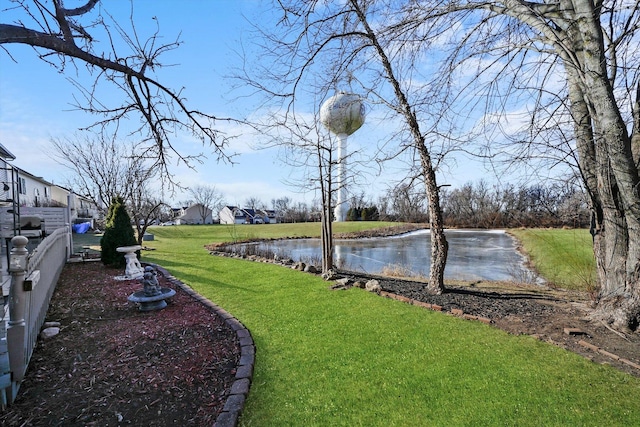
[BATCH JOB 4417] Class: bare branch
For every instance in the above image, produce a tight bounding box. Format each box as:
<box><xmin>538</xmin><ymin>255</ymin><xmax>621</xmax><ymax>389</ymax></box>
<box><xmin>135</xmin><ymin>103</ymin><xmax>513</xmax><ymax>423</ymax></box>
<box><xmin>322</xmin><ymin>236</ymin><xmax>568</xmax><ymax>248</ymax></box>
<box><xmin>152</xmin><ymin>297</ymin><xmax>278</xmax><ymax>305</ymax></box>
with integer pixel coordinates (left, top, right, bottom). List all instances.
<box><xmin>1</xmin><ymin>1</ymin><xmax>240</xmax><ymax>179</ymax></box>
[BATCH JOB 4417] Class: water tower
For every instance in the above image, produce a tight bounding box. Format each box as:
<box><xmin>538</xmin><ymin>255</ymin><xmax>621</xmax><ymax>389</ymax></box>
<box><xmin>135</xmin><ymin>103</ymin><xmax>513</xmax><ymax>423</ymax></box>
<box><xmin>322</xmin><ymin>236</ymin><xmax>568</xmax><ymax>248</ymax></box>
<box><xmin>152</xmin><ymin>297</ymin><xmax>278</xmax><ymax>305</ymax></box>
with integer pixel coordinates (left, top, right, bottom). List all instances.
<box><xmin>320</xmin><ymin>92</ymin><xmax>365</xmax><ymax>221</ymax></box>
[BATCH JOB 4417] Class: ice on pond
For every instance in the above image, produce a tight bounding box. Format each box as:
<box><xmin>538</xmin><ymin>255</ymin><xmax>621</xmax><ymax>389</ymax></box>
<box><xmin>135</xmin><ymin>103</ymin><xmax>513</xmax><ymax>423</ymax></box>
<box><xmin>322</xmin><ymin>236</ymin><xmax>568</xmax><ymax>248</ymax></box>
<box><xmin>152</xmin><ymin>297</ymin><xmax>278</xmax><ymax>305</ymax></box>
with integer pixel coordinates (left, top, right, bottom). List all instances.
<box><xmin>252</xmin><ymin>229</ymin><xmax>539</xmax><ymax>282</ymax></box>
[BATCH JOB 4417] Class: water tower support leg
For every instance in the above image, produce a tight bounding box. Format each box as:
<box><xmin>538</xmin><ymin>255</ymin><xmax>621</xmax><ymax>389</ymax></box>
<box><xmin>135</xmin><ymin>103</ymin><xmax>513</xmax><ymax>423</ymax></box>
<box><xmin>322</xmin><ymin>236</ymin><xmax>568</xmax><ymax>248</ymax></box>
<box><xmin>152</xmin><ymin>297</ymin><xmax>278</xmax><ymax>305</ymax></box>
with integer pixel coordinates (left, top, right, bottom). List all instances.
<box><xmin>334</xmin><ymin>133</ymin><xmax>348</xmax><ymax>222</ymax></box>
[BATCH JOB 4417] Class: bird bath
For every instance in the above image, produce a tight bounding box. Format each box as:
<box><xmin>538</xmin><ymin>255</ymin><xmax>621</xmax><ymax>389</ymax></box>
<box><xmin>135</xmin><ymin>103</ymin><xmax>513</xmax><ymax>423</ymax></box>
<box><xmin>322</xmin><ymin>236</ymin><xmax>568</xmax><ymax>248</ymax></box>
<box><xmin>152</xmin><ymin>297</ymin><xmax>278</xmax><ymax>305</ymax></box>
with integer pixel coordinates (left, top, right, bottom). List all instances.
<box><xmin>128</xmin><ymin>266</ymin><xmax>176</xmax><ymax>311</ymax></box>
<box><xmin>116</xmin><ymin>245</ymin><xmax>144</xmax><ymax>280</ymax></box>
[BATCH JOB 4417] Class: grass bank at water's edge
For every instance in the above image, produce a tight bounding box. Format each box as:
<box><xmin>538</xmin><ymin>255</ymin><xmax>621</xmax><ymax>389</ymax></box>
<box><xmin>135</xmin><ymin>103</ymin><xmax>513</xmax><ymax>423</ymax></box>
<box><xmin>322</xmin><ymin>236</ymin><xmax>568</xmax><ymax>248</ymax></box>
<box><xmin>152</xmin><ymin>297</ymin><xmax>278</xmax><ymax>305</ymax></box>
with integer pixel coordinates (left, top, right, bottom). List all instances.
<box><xmin>142</xmin><ymin>223</ymin><xmax>639</xmax><ymax>426</ymax></box>
<box><xmin>510</xmin><ymin>228</ymin><xmax>596</xmax><ymax>291</ymax></box>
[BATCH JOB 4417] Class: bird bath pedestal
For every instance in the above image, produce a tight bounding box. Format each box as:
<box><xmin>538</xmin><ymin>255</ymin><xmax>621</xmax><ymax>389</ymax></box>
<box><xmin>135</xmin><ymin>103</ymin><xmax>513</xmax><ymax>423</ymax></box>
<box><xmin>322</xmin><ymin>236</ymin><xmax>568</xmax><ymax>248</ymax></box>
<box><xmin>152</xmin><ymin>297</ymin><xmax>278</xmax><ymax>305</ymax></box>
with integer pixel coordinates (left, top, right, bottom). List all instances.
<box><xmin>128</xmin><ymin>266</ymin><xmax>176</xmax><ymax>311</ymax></box>
<box><xmin>116</xmin><ymin>245</ymin><xmax>144</xmax><ymax>280</ymax></box>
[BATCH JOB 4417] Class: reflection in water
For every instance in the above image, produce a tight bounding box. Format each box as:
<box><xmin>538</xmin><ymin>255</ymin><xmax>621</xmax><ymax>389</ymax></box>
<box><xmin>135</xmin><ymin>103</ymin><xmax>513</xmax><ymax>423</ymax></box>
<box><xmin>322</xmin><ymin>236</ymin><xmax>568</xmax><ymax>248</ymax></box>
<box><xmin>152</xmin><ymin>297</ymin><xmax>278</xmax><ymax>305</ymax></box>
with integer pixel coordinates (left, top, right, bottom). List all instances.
<box><xmin>257</xmin><ymin>229</ymin><xmax>536</xmax><ymax>282</ymax></box>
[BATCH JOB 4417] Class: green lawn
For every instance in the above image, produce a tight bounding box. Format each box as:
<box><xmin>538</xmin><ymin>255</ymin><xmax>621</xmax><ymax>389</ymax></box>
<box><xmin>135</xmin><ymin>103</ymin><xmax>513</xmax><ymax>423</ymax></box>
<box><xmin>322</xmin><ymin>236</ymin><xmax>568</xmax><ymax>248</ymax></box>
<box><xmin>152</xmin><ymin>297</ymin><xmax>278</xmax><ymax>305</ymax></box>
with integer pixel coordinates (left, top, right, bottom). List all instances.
<box><xmin>510</xmin><ymin>228</ymin><xmax>596</xmax><ymax>291</ymax></box>
<box><xmin>143</xmin><ymin>224</ymin><xmax>639</xmax><ymax>426</ymax></box>
<box><xmin>150</xmin><ymin>221</ymin><xmax>400</xmax><ymax>243</ymax></box>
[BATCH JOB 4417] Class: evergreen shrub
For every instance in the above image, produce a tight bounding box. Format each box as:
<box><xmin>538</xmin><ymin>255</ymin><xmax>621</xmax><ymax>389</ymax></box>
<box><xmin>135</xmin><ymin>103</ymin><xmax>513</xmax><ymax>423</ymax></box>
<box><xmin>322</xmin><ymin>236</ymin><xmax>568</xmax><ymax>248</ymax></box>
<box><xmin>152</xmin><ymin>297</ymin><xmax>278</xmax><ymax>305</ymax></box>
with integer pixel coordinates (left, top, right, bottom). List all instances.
<box><xmin>100</xmin><ymin>196</ymin><xmax>137</xmax><ymax>267</ymax></box>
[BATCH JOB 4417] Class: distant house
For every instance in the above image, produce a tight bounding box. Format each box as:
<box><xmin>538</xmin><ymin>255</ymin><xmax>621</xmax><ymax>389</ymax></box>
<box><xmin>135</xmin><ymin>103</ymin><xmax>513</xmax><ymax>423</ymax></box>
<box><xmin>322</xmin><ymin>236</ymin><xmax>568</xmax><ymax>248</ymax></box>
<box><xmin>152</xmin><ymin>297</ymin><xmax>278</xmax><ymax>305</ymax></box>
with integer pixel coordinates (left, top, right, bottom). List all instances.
<box><xmin>219</xmin><ymin>206</ymin><xmax>246</xmax><ymax>224</ymax></box>
<box><xmin>50</xmin><ymin>185</ymin><xmax>70</xmax><ymax>207</ymax></box>
<box><xmin>50</xmin><ymin>185</ymin><xmax>100</xmax><ymax>222</ymax></box>
<box><xmin>219</xmin><ymin>206</ymin><xmax>278</xmax><ymax>225</ymax></box>
<box><xmin>175</xmin><ymin>204</ymin><xmax>213</xmax><ymax>225</ymax></box>
<box><xmin>5</xmin><ymin>167</ymin><xmax>53</xmax><ymax>208</ymax></box>
<box><xmin>261</xmin><ymin>209</ymin><xmax>278</xmax><ymax>224</ymax></box>
<box><xmin>0</xmin><ymin>152</ymin><xmax>99</xmax><ymax>220</ymax></box>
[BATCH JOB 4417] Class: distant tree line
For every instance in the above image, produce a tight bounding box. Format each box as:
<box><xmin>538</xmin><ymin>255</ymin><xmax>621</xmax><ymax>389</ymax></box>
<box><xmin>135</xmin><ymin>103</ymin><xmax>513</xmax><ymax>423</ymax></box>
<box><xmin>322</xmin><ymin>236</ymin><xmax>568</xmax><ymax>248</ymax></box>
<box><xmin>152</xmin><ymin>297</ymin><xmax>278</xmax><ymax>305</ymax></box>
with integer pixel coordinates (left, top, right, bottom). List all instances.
<box><xmin>269</xmin><ymin>180</ymin><xmax>590</xmax><ymax>228</ymax></box>
<box><xmin>271</xmin><ymin>197</ymin><xmax>321</xmax><ymax>223</ymax></box>
<box><xmin>439</xmin><ymin>181</ymin><xmax>589</xmax><ymax>228</ymax></box>
<box><xmin>348</xmin><ymin>180</ymin><xmax>590</xmax><ymax>228</ymax></box>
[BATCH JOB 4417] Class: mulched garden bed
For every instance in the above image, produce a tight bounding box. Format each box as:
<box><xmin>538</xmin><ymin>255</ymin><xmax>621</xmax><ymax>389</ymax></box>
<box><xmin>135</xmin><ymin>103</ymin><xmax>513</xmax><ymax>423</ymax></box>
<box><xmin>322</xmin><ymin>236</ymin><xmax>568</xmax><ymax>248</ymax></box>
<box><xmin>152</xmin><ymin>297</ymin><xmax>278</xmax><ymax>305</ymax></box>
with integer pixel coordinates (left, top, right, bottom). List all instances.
<box><xmin>0</xmin><ymin>262</ymin><xmax>240</xmax><ymax>427</ymax></box>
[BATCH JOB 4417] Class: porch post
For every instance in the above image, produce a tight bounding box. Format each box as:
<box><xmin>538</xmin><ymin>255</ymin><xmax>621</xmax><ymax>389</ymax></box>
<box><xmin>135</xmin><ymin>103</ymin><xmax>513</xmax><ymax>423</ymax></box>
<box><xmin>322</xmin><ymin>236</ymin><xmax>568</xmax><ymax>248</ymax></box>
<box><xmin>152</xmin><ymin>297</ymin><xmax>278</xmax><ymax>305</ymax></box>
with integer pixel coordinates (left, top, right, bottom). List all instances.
<box><xmin>7</xmin><ymin>235</ymin><xmax>29</xmax><ymax>382</ymax></box>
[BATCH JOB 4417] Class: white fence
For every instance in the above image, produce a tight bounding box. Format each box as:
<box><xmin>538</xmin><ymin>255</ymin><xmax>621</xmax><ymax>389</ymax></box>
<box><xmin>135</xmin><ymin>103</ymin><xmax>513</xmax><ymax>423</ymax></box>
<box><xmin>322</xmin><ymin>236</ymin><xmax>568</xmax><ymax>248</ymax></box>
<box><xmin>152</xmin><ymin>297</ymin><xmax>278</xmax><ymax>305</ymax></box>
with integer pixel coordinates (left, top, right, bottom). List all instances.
<box><xmin>0</xmin><ymin>206</ymin><xmax>70</xmax><ymax>237</ymax></box>
<box><xmin>1</xmin><ymin>227</ymin><xmax>70</xmax><ymax>406</ymax></box>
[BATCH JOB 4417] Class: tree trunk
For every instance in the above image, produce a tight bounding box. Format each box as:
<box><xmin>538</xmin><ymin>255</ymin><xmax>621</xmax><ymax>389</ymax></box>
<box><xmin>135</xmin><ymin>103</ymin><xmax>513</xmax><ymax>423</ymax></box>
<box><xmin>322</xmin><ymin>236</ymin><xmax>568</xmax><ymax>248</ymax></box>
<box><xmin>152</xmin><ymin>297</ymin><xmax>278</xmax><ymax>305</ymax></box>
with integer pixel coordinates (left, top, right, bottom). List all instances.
<box><xmin>321</xmin><ymin>201</ymin><xmax>334</xmax><ymax>274</ymax></box>
<box><xmin>320</xmin><ymin>152</ymin><xmax>334</xmax><ymax>275</ymax></box>
<box><xmin>350</xmin><ymin>0</ymin><xmax>448</xmax><ymax>294</ymax></box>
<box><xmin>564</xmin><ymin>1</ymin><xmax>640</xmax><ymax>331</ymax></box>
<box><xmin>421</xmin><ymin>149</ymin><xmax>448</xmax><ymax>294</ymax></box>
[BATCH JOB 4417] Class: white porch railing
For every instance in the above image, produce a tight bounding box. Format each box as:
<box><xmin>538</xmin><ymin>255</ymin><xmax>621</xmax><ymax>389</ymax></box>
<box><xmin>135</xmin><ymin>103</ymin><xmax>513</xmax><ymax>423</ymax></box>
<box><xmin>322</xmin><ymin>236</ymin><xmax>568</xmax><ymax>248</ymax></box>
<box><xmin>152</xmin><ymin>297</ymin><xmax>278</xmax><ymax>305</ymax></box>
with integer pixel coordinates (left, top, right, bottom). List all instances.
<box><xmin>1</xmin><ymin>227</ymin><xmax>69</xmax><ymax>406</ymax></box>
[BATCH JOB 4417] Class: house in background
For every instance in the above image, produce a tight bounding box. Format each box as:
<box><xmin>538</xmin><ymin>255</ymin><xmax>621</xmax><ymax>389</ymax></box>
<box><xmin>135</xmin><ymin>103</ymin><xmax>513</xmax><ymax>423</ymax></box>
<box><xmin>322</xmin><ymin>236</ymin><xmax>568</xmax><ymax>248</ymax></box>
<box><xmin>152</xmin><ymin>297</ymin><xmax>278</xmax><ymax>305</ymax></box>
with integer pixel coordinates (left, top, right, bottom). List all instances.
<box><xmin>219</xmin><ymin>206</ymin><xmax>256</xmax><ymax>224</ymax></box>
<box><xmin>0</xmin><ymin>149</ymin><xmax>53</xmax><ymax>244</ymax></box>
<box><xmin>175</xmin><ymin>203</ymin><xmax>213</xmax><ymax>225</ymax></box>
<box><xmin>60</xmin><ymin>188</ymin><xmax>99</xmax><ymax>219</ymax></box>
<box><xmin>72</xmin><ymin>194</ymin><xmax>99</xmax><ymax>220</ymax></box>
<box><xmin>0</xmin><ymin>144</ymin><xmax>74</xmax><ymax>406</ymax></box>
<box><xmin>219</xmin><ymin>206</ymin><xmax>244</xmax><ymax>224</ymax></box>
<box><xmin>0</xmin><ymin>143</ymin><xmax>99</xmax><ymax>235</ymax></box>
<box><xmin>4</xmin><ymin>167</ymin><xmax>52</xmax><ymax>208</ymax></box>
<box><xmin>51</xmin><ymin>186</ymin><xmax>100</xmax><ymax>225</ymax></box>
<box><xmin>1</xmin><ymin>145</ymin><xmax>57</xmax><ymax>209</ymax></box>
<box><xmin>262</xmin><ymin>209</ymin><xmax>278</xmax><ymax>224</ymax></box>
<box><xmin>219</xmin><ymin>206</ymin><xmax>278</xmax><ymax>225</ymax></box>
<box><xmin>50</xmin><ymin>185</ymin><xmax>70</xmax><ymax>207</ymax></box>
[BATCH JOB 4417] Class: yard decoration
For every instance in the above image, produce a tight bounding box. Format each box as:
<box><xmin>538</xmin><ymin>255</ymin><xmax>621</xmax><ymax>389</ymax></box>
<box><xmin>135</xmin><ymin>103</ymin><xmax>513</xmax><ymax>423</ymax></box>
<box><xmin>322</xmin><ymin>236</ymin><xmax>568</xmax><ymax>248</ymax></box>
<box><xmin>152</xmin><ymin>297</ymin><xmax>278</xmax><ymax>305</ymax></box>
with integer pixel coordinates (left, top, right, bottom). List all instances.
<box><xmin>128</xmin><ymin>265</ymin><xmax>175</xmax><ymax>311</ymax></box>
<box><xmin>116</xmin><ymin>245</ymin><xmax>145</xmax><ymax>280</ymax></box>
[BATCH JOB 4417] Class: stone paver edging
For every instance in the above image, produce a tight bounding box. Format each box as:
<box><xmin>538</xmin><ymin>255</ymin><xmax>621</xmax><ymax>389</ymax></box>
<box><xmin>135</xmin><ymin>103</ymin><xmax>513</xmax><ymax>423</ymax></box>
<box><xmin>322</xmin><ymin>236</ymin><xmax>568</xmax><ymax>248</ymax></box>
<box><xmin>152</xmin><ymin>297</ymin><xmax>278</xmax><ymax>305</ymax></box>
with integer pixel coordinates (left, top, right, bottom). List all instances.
<box><xmin>577</xmin><ymin>339</ymin><xmax>640</xmax><ymax>370</ymax></box>
<box><xmin>151</xmin><ymin>264</ymin><xmax>253</xmax><ymax>427</ymax></box>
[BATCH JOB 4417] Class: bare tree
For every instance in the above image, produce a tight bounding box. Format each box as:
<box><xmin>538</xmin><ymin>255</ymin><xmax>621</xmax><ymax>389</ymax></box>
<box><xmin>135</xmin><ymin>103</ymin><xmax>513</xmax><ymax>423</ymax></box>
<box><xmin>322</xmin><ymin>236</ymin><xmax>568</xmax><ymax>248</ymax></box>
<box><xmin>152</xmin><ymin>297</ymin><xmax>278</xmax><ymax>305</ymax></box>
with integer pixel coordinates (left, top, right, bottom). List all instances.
<box><xmin>244</xmin><ymin>196</ymin><xmax>266</xmax><ymax>211</ymax></box>
<box><xmin>123</xmin><ymin>145</ymin><xmax>166</xmax><ymax>244</ymax></box>
<box><xmin>387</xmin><ymin>0</ymin><xmax>639</xmax><ymax>331</ymax></box>
<box><xmin>51</xmin><ymin>132</ymin><xmax>165</xmax><ymax>243</ymax></box>
<box><xmin>272</xmin><ymin>105</ymin><xmax>375</xmax><ymax>273</ymax></box>
<box><xmin>189</xmin><ymin>185</ymin><xmax>225</xmax><ymax>224</ymax></box>
<box><xmin>1</xmin><ymin>0</ymin><xmax>236</xmax><ymax>178</ymax></box>
<box><xmin>242</xmin><ymin>1</ymin><xmax>455</xmax><ymax>292</ymax></box>
<box><xmin>292</xmin><ymin>0</ymin><xmax>640</xmax><ymax>329</ymax></box>
<box><xmin>385</xmin><ymin>182</ymin><xmax>429</xmax><ymax>223</ymax></box>
<box><xmin>129</xmin><ymin>182</ymin><xmax>166</xmax><ymax>245</ymax></box>
<box><xmin>250</xmin><ymin>0</ymin><xmax>640</xmax><ymax>330</ymax></box>
<box><xmin>440</xmin><ymin>180</ymin><xmax>589</xmax><ymax>228</ymax></box>
<box><xmin>51</xmin><ymin>133</ymin><xmax>132</xmax><ymax>213</ymax></box>
<box><xmin>272</xmin><ymin>196</ymin><xmax>292</xmax><ymax>222</ymax></box>
<box><xmin>289</xmin><ymin>201</ymin><xmax>314</xmax><ymax>223</ymax></box>
<box><xmin>259</xmin><ymin>110</ymin><xmax>339</xmax><ymax>273</ymax></box>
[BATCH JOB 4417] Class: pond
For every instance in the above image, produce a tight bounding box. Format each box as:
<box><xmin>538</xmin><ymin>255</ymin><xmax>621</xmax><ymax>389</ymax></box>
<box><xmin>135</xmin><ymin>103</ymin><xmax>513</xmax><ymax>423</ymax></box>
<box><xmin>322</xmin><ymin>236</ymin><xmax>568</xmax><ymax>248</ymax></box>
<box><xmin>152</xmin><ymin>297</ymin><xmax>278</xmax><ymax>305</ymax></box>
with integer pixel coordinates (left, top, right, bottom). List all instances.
<box><xmin>251</xmin><ymin>229</ymin><xmax>537</xmax><ymax>282</ymax></box>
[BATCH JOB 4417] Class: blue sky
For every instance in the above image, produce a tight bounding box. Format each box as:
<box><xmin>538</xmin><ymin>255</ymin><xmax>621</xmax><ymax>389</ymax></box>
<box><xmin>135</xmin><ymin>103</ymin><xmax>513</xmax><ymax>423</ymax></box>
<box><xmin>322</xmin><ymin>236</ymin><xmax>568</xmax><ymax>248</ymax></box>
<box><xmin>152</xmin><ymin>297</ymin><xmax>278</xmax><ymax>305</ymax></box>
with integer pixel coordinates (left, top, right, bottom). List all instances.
<box><xmin>0</xmin><ymin>1</ymin><xmax>513</xmax><ymax>208</ymax></box>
